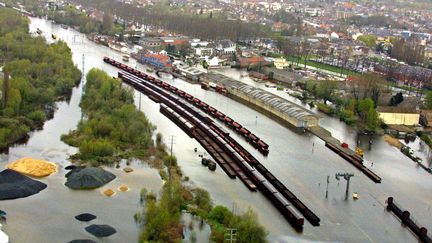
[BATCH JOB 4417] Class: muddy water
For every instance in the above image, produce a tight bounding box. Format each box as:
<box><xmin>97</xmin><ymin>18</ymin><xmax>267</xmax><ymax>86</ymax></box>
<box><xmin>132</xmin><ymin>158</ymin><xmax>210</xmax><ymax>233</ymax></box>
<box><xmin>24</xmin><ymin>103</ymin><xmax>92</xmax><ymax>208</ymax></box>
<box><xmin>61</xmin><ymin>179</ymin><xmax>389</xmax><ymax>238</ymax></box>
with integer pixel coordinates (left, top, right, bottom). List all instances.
<box><xmin>0</xmin><ymin>18</ymin><xmax>163</xmax><ymax>243</ymax></box>
<box><xmin>1</xmin><ymin>17</ymin><xmax>431</xmax><ymax>243</ymax></box>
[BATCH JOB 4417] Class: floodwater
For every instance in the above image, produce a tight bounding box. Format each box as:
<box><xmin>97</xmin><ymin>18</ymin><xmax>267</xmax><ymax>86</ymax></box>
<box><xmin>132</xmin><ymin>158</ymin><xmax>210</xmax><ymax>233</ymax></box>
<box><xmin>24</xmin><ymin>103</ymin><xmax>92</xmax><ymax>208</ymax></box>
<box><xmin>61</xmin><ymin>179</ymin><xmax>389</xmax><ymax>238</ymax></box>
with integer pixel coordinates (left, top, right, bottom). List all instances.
<box><xmin>0</xmin><ymin>18</ymin><xmax>163</xmax><ymax>243</ymax></box>
<box><xmin>0</xmin><ymin>17</ymin><xmax>431</xmax><ymax>243</ymax></box>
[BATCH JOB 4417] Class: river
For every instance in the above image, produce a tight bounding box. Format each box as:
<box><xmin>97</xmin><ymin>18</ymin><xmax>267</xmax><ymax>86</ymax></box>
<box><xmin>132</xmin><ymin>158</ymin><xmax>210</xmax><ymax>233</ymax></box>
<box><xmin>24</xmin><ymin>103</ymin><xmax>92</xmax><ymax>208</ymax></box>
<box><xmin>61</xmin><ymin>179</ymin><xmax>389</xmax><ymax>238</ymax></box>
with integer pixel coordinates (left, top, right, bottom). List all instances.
<box><xmin>1</xmin><ymin>17</ymin><xmax>431</xmax><ymax>243</ymax></box>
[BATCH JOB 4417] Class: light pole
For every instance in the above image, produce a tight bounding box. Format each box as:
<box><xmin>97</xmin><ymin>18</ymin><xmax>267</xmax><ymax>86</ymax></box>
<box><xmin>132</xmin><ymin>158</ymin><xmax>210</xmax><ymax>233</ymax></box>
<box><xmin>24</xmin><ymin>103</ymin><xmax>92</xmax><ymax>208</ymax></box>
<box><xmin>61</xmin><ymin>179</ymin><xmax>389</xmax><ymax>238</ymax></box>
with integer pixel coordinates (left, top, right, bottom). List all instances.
<box><xmin>335</xmin><ymin>172</ymin><xmax>354</xmax><ymax>200</ymax></box>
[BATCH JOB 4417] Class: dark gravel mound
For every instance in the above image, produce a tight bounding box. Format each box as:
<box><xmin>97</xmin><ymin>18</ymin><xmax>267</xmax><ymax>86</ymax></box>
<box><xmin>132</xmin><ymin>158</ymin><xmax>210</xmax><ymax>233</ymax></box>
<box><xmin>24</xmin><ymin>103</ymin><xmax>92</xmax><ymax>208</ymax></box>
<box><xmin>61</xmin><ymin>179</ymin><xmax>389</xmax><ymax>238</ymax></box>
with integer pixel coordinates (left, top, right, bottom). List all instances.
<box><xmin>75</xmin><ymin>213</ymin><xmax>96</xmax><ymax>222</ymax></box>
<box><xmin>65</xmin><ymin>165</ymin><xmax>78</xmax><ymax>170</ymax></box>
<box><xmin>65</xmin><ymin>167</ymin><xmax>115</xmax><ymax>190</ymax></box>
<box><xmin>0</xmin><ymin>169</ymin><xmax>47</xmax><ymax>200</ymax></box>
<box><xmin>85</xmin><ymin>224</ymin><xmax>117</xmax><ymax>237</ymax></box>
<box><xmin>66</xmin><ymin>240</ymin><xmax>97</xmax><ymax>243</ymax></box>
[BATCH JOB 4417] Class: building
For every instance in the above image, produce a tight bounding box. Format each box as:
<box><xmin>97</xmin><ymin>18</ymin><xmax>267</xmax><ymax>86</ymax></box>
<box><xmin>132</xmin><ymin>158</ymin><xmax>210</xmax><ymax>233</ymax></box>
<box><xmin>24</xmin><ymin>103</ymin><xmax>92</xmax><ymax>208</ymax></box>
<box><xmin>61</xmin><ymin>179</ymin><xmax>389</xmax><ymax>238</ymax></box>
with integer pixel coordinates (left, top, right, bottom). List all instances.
<box><xmin>238</xmin><ymin>56</ymin><xmax>267</xmax><ymax>68</ymax></box>
<box><xmin>135</xmin><ymin>51</ymin><xmax>172</xmax><ymax>69</ymax></box>
<box><xmin>174</xmin><ymin>63</ymin><xmax>204</xmax><ymax>81</ymax></box>
<box><xmin>194</xmin><ymin>47</ymin><xmax>213</xmax><ymax>58</ymax></box>
<box><xmin>215</xmin><ymin>40</ymin><xmax>236</xmax><ymax>54</ymax></box>
<box><xmin>273</xmin><ymin>58</ymin><xmax>289</xmax><ymax>70</ymax></box>
<box><xmin>201</xmin><ymin>73</ymin><xmax>320</xmax><ymax>128</ymax></box>
<box><xmin>140</xmin><ymin>37</ymin><xmax>163</xmax><ymax>48</ymax></box>
<box><xmin>377</xmin><ymin>106</ymin><xmax>419</xmax><ymax>126</ymax></box>
<box><xmin>304</xmin><ymin>8</ymin><xmax>322</xmax><ymax>17</ymax></box>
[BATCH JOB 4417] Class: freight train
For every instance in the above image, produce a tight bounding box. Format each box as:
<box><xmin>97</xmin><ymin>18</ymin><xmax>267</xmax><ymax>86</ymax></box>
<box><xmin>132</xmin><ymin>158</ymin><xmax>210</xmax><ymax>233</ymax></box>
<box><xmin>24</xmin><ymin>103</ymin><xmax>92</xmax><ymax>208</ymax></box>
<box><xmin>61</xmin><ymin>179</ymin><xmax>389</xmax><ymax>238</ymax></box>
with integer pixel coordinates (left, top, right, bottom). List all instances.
<box><xmin>118</xmin><ymin>70</ymin><xmax>306</xmax><ymax>231</ymax></box>
<box><xmin>106</xmin><ymin>57</ymin><xmax>320</xmax><ymax>229</ymax></box>
<box><xmin>103</xmin><ymin>57</ymin><xmax>269</xmax><ymax>155</ymax></box>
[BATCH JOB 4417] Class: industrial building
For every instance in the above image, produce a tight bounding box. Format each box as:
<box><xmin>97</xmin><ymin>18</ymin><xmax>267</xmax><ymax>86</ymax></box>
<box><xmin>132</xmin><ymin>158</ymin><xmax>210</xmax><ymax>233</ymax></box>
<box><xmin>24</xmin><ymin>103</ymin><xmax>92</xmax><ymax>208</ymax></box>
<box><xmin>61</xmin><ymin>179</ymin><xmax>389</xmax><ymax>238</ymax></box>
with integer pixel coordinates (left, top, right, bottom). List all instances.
<box><xmin>201</xmin><ymin>73</ymin><xmax>320</xmax><ymax>128</ymax></box>
<box><xmin>377</xmin><ymin>106</ymin><xmax>420</xmax><ymax>126</ymax></box>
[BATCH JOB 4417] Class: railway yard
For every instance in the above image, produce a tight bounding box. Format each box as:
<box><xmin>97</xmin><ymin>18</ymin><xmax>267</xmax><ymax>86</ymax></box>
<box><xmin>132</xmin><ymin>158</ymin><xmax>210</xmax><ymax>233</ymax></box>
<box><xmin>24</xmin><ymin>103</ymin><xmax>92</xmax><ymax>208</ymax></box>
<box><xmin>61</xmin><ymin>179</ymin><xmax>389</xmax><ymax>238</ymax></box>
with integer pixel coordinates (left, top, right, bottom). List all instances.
<box><xmin>104</xmin><ymin>57</ymin><xmax>320</xmax><ymax>230</ymax></box>
<box><xmin>103</xmin><ymin>56</ymin><xmax>431</xmax><ymax>241</ymax></box>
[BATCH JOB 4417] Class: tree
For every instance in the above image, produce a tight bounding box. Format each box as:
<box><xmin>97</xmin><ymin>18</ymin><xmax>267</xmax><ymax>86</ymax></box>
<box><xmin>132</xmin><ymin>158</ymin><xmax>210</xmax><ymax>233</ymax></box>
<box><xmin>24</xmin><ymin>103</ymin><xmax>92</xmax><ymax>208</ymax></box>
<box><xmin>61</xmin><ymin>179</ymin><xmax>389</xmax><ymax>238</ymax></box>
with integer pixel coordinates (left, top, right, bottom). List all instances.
<box><xmin>102</xmin><ymin>12</ymin><xmax>113</xmax><ymax>33</ymax></box>
<box><xmin>357</xmin><ymin>35</ymin><xmax>377</xmax><ymax>48</ymax></box>
<box><xmin>389</xmin><ymin>92</ymin><xmax>403</xmax><ymax>106</ymax></box>
<box><xmin>316</xmin><ymin>80</ymin><xmax>337</xmax><ymax>104</ymax></box>
<box><xmin>366</xmin><ymin>107</ymin><xmax>379</xmax><ymax>131</ymax></box>
<box><xmin>357</xmin><ymin>98</ymin><xmax>374</xmax><ymax>121</ymax></box>
<box><xmin>349</xmin><ymin>73</ymin><xmax>385</xmax><ymax>105</ymax></box>
<box><xmin>425</xmin><ymin>91</ymin><xmax>432</xmax><ymax>109</ymax></box>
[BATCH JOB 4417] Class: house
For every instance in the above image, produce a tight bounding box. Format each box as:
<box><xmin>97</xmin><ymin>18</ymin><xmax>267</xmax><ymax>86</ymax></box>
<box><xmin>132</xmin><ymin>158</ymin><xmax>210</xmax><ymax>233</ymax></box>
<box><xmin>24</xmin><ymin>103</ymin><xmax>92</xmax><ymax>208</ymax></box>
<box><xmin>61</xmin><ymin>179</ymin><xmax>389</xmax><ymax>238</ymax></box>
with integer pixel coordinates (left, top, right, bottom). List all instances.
<box><xmin>195</xmin><ymin>47</ymin><xmax>213</xmax><ymax>59</ymax></box>
<box><xmin>238</xmin><ymin>56</ymin><xmax>267</xmax><ymax>68</ymax></box>
<box><xmin>190</xmin><ymin>39</ymin><xmax>209</xmax><ymax>48</ymax></box>
<box><xmin>207</xmin><ymin>56</ymin><xmax>223</xmax><ymax>68</ymax></box>
<box><xmin>273</xmin><ymin>58</ymin><xmax>289</xmax><ymax>70</ymax></box>
<box><xmin>377</xmin><ymin>106</ymin><xmax>419</xmax><ymax>126</ymax></box>
<box><xmin>215</xmin><ymin>40</ymin><xmax>236</xmax><ymax>54</ymax></box>
<box><xmin>304</xmin><ymin>8</ymin><xmax>322</xmax><ymax>17</ymax></box>
<box><xmin>330</xmin><ymin>32</ymin><xmax>340</xmax><ymax>40</ymax></box>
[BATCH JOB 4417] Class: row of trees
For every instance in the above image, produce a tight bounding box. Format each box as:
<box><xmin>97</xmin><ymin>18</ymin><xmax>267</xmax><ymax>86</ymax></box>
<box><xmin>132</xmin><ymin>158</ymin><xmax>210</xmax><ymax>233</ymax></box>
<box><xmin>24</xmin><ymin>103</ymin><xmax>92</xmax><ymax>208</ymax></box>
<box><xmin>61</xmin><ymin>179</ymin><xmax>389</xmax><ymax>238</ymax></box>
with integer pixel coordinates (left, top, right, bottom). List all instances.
<box><xmin>344</xmin><ymin>15</ymin><xmax>401</xmax><ymax>28</ymax></box>
<box><xmin>61</xmin><ymin>69</ymin><xmax>155</xmax><ymax>165</ymax></box>
<box><xmin>68</xmin><ymin>0</ymin><xmax>271</xmax><ymax>40</ymax></box>
<box><xmin>390</xmin><ymin>37</ymin><xmax>426</xmax><ymax>66</ymax></box>
<box><xmin>0</xmin><ymin>8</ymin><xmax>81</xmax><ymax>150</ymax></box>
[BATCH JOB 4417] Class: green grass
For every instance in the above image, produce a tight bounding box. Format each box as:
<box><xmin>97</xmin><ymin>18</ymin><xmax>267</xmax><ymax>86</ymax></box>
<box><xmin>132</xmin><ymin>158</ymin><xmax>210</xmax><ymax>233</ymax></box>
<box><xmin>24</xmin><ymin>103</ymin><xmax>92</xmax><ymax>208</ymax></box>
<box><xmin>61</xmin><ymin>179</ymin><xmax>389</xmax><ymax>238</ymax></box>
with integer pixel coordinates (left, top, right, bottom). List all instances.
<box><xmin>286</xmin><ymin>56</ymin><xmax>356</xmax><ymax>75</ymax></box>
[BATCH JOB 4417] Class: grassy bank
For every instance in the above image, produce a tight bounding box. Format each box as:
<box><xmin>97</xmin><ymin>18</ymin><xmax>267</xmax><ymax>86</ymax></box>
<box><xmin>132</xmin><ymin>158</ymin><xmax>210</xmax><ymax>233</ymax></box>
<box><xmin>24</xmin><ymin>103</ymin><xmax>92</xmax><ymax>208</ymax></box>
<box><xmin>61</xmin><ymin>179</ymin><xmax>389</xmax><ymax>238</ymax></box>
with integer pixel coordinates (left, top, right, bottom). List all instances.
<box><xmin>0</xmin><ymin>8</ymin><xmax>81</xmax><ymax>150</ymax></box>
<box><xmin>61</xmin><ymin>69</ymin><xmax>155</xmax><ymax>165</ymax></box>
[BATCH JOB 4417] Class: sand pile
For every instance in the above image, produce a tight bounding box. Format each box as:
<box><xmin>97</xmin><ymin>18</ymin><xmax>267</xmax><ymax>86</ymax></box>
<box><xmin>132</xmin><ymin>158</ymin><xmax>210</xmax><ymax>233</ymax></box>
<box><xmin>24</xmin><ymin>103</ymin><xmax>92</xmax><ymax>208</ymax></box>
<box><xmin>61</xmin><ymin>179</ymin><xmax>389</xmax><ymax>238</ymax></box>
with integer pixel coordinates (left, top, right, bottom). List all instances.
<box><xmin>118</xmin><ymin>185</ymin><xmax>129</xmax><ymax>192</ymax></box>
<box><xmin>103</xmin><ymin>189</ymin><xmax>115</xmax><ymax>197</ymax></box>
<box><xmin>7</xmin><ymin>157</ymin><xmax>57</xmax><ymax>177</ymax></box>
<box><xmin>0</xmin><ymin>169</ymin><xmax>47</xmax><ymax>200</ymax></box>
<box><xmin>123</xmin><ymin>167</ymin><xmax>133</xmax><ymax>173</ymax></box>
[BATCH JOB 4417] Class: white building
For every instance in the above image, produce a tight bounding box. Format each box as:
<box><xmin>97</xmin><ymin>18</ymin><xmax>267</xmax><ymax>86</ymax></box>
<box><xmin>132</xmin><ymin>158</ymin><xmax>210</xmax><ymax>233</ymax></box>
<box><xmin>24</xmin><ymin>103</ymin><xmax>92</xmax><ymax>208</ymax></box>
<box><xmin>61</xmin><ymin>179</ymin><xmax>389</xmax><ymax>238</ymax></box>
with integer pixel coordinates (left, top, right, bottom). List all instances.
<box><xmin>304</xmin><ymin>8</ymin><xmax>322</xmax><ymax>17</ymax></box>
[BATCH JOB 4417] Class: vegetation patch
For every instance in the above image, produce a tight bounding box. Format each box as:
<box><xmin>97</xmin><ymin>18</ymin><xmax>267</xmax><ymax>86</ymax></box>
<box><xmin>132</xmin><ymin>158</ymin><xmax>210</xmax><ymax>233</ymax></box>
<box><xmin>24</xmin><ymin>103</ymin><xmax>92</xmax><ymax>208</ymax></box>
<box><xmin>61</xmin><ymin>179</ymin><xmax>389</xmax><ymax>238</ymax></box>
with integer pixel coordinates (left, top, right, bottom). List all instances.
<box><xmin>0</xmin><ymin>8</ymin><xmax>81</xmax><ymax>150</ymax></box>
<box><xmin>61</xmin><ymin>69</ymin><xmax>155</xmax><ymax>166</ymax></box>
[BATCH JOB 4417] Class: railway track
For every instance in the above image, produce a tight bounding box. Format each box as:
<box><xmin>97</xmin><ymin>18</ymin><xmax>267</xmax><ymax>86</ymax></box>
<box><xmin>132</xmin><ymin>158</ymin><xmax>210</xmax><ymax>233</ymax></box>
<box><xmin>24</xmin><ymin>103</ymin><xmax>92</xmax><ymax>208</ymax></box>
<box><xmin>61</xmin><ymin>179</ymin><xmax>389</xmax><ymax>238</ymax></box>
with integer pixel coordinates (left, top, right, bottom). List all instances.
<box><xmin>105</xmin><ymin>57</ymin><xmax>322</xmax><ymax>230</ymax></box>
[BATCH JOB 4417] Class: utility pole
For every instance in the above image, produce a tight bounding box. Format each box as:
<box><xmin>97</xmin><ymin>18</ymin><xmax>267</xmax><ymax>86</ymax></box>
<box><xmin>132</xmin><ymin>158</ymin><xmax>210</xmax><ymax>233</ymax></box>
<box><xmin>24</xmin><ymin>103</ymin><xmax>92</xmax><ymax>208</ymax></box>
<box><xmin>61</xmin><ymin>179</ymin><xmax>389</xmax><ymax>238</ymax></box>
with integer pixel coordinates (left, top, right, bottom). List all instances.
<box><xmin>325</xmin><ymin>175</ymin><xmax>330</xmax><ymax>199</ymax></box>
<box><xmin>335</xmin><ymin>172</ymin><xmax>354</xmax><ymax>200</ymax></box>
<box><xmin>81</xmin><ymin>54</ymin><xmax>85</xmax><ymax>121</ymax></box>
<box><xmin>225</xmin><ymin>228</ymin><xmax>237</xmax><ymax>243</ymax></box>
<box><xmin>169</xmin><ymin>135</ymin><xmax>176</xmax><ymax>157</ymax></box>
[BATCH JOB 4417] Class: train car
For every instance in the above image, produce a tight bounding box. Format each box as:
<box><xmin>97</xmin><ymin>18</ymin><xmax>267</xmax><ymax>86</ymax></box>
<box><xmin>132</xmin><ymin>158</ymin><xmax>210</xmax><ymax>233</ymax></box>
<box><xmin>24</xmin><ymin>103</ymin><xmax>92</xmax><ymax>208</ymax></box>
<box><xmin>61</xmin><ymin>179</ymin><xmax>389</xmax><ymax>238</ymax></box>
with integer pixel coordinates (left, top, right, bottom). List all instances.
<box><xmin>248</xmin><ymin>133</ymin><xmax>259</xmax><ymax>143</ymax></box>
<box><xmin>239</xmin><ymin>127</ymin><xmax>251</xmax><ymax>136</ymax></box>
<box><xmin>231</xmin><ymin>121</ymin><xmax>242</xmax><ymax>130</ymax></box>
<box><xmin>192</xmin><ymin>98</ymin><xmax>201</xmax><ymax>105</ymax></box>
<box><xmin>208</xmin><ymin>106</ymin><xmax>216</xmax><ymax>114</ymax></box>
<box><xmin>177</xmin><ymin>90</ymin><xmax>185</xmax><ymax>97</ymax></box>
<box><xmin>257</xmin><ymin>140</ymin><xmax>269</xmax><ymax>149</ymax></box>
<box><xmin>215</xmin><ymin>111</ymin><xmax>224</xmax><ymax>119</ymax></box>
<box><xmin>223</xmin><ymin>116</ymin><xmax>233</xmax><ymax>124</ymax></box>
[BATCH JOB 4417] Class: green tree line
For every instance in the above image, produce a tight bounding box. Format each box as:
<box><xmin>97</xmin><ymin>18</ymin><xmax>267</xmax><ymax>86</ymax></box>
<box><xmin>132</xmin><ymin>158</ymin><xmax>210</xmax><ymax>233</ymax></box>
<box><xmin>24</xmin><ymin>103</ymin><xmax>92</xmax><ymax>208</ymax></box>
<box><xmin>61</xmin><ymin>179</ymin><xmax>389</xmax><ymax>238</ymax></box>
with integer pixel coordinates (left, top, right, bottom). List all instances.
<box><xmin>0</xmin><ymin>8</ymin><xmax>81</xmax><ymax>150</ymax></box>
